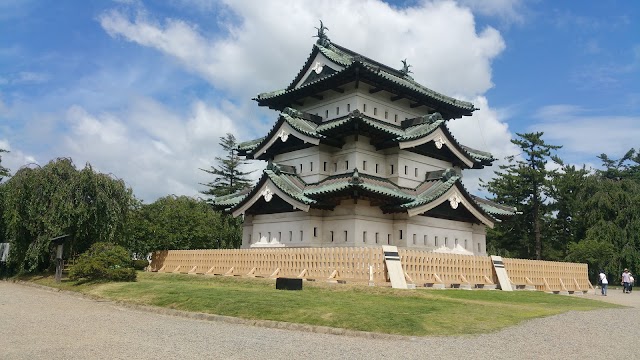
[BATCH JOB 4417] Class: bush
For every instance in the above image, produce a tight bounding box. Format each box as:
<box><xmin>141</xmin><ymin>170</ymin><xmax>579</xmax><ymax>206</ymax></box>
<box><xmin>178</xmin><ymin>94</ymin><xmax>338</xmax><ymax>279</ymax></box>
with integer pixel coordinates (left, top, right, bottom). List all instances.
<box><xmin>69</xmin><ymin>242</ymin><xmax>136</xmax><ymax>282</ymax></box>
<box><xmin>132</xmin><ymin>259</ymin><xmax>149</xmax><ymax>271</ymax></box>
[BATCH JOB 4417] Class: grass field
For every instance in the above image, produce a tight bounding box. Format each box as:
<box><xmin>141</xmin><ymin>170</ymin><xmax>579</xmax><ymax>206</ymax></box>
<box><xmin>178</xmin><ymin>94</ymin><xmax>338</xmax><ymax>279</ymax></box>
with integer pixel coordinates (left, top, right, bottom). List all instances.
<box><xmin>25</xmin><ymin>271</ymin><xmax>618</xmax><ymax>336</ymax></box>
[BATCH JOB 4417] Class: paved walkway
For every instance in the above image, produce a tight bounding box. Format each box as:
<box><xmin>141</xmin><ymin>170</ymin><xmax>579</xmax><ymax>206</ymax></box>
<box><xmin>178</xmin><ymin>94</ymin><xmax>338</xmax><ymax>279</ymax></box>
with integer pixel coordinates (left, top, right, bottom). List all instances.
<box><xmin>1</xmin><ymin>281</ymin><xmax>638</xmax><ymax>360</ymax></box>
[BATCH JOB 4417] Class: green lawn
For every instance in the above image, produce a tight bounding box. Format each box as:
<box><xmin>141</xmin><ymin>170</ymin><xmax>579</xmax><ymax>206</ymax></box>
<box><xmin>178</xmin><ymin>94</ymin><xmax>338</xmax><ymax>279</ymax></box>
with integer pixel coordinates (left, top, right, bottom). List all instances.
<box><xmin>25</xmin><ymin>272</ymin><xmax>618</xmax><ymax>336</ymax></box>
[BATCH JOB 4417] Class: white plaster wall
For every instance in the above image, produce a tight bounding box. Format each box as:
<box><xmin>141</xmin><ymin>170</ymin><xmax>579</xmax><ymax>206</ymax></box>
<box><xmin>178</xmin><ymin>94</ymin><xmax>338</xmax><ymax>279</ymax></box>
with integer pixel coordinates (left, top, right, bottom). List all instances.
<box><xmin>241</xmin><ymin>199</ymin><xmax>487</xmax><ymax>254</ymax></box>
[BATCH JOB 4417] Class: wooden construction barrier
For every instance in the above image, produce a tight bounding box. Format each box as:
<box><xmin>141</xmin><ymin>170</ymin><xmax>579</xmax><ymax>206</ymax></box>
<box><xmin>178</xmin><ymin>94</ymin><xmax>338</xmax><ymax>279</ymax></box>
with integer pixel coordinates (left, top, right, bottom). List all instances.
<box><xmin>149</xmin><ymin>247</ymin><xmax>592</xmax><ymax>293</ymax></box>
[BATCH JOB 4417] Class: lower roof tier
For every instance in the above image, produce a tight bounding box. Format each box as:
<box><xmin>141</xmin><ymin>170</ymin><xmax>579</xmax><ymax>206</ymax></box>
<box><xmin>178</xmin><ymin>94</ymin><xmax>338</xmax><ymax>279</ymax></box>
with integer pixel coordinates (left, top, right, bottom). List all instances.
<box><xmin>212</xmin><ymin>163</ymin><xmax>516</xmax><ymax>228</ymax></box>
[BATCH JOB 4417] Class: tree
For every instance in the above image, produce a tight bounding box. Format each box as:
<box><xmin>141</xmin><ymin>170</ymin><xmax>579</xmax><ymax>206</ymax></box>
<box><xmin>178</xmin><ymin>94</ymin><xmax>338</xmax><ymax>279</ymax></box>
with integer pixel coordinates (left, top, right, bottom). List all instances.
<box><xmin>121</xmin><ymin>195</ymin><xmax>238</xmax><ymax>255</ymax></box>
<box><xmin>0</xmin><ymin>149</ymin><xmax>9</xmax><ymax>182</ymax></box>
<box><xmin>200</xmin><ymin>133</ymin><xmax>253</xmax><ymax>197</ymax></box>
<box><xmin>483</xmin><ymin>132</ymin><xmax>562</xmax><ymax>260</ymax></box>
<box><xmin>2</xmin><ymin>158</ymin><xmax>134</xmax><ymax>274</ymax></box>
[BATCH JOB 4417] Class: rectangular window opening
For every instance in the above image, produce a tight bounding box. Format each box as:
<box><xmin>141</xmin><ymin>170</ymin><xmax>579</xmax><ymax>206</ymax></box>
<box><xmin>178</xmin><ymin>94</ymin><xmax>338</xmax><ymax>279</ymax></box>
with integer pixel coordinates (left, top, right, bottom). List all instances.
<box><xmin>390</xmin><ymin>165</ymin><xmax>394</xmax><ymax>175</ymax></box>
<box><xmin>404</xmin><ymin>165</ymin><xmax>408</xmax><ymax>175</ymax></box>
<box><xmin>387</xmin><ymin>234</ymin><xmax>391</xmax><ymax>245</ymax></box>
<box><xmin>289</xmin><ymin>231</ymin><xmax>293</xmax><ymax>242</ymax></box>
<box><xmin>399</xmin><ymin>230</ymin><xmax>403</xmax><ymax>239</ymax></box>
<box><xmin>336</xmin><ymin>106</ymin><xmax>340</xmax><ymax>115</ymax></box>
<box><xmin>345</xmin><ymin>160</ymin><xmax>349</xmax><ymax>170</ymax></box>
<box><xmin>423</xmin><ymin>235</ymin><xmax>427</xmax><ymax>246</ymax></box>
<box><xmin>414</xmin><ymin>168</ymin><xmax>418</xmax><ymax>177</ymax></box>
<box><xmin>363</xmin><ymin>231</ymin><xmax>367</xmax><ymax>243</ymax></box>
<box><xmin>375</xmin><ymin>164</ymin><xmax>379</xmax><ymax>173</ymax></box>
<box><xmin>310</xmin><ymin>162</ymin><xmax>313</xmax><ymax>171</ymax></box>
<box><xmin>394</xmin><ymin>114</ymin><xmax>398</xmax><ymax>122</ymax></box>
<box><xmin>435</xmin><ymin>236</ymin><xmax>439</xmax><ymax>247</ymax></box>
<box><xmin>347</xmin><ymin>103</ymin><xmax>351</xmax><ymax>112</ymax></box>
<box><xmin>300</xmin><ymin>230</ymin><xmax>303</xmax><ymax>242</ymax></box>
<box><xmin>384</xmin><ymin>111</ymin><xmax>388</xmax><ymax>119</ymax></box>
<box><xmin>314</xmin><ymin>227</ymin><xmax>318</xmax><ymax>237</ymax></box>
<box><xmin>373</xmin><ymin>107</ymin><xmax>377</xmax><ymax>116</ymax></box>
<box><xmin>330</xmin><ymin>231</ymin><xmax>334</xmax><ymax>242</ymax></box>
<box><xmin>412</xmin><ymin>234</ymin><xmax>416</xmax><ymax>245</ymax></box>
<box><xmin>344</xmin><ymin>231</ymin><xmax>348</xmax><ymax>242</ymax></box>
<box><xmin>363</xmin><ymin>161</ymin><xmax>367</xmax><ymax>171</ymax></box>
<box><xmin>363</xmin><ymin>103</ymin><xmax>367</xmax><ymax>113</ymax></box>
<box><xmin>325</xmin><ymin>109</ymin><xmax>329</xmax><ymax>118</ymax></box>
<box><xmin>323</xmin><ymin>162</ymin><xmax>327</xmax><ymax>171</ymax></box>
<box><xmin>375</xmin><ymin>232</ymin><xmax>379</xmax><ymax>244</ymax></box>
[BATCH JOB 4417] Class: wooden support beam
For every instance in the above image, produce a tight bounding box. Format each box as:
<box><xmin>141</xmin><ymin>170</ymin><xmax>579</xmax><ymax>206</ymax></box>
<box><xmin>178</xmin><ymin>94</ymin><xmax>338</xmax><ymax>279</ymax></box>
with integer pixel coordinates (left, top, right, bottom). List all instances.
<box><xmin>187</xmin><ymin>266</ymin><xmax>198</xmax><ymax>275</ymax></box>
<box><xmin>205</xmin><ymin>266</ymin><xmax>216</xmax><ymax>275</ymax></box>
<box><xmin>270</xmin><ymin>268</ymin><xmax>280</xmax><ymax>278</ymax></box>
<box><xmin>542</xmin><ymin>277</ymin><xmax>552</xmax><ymax>292</ymax></box>
<box><xmin>158</xmin><ymin>265</ymin><xmax>166</xmax><ymax>272</ymax></box>
<box><xmin>573</xmin><ymin>278</ymin><xmax>582</xmax><ymax>291</ymax></box>
<box><xmin>297</xmin><ymin>269</ymin><xmax>307</xmax><ymax>278</ymax></box>
<box><xmin>246</xmin><ymin>267</ymin><xmax>257</xmax><ymax>277</ymax></box>
<box><xmin>404</xmin><ymin>271</ymin><xmax>414</xmax><ymax>283</ymax></box>
<box><xmin>328</xmin><ymin>269</ymin><xmax>338</xmax><ymax>280</ymax></box>
<box><xmin>483</xmin><ymin>275</ymin><xmax>494</xmax><ymax>285</ymax></box>
<box><xmin>224</xmin><ymin>267</ymin><xmax>235</xmax><ymax>276</ymax></box>
<box><xmin>390</xmin><ymin>94</ymin><xmax>403</xmax><ymax>102</ymax></box>
<box><xmin>369</xmin><ymin>88</ymin><xmax>383</xmax><ymax>94</ymax></box>
<box><xmin>172</xmin><ymin>265</ymin><xmax>181</xmax><ymax>273</ymax></box>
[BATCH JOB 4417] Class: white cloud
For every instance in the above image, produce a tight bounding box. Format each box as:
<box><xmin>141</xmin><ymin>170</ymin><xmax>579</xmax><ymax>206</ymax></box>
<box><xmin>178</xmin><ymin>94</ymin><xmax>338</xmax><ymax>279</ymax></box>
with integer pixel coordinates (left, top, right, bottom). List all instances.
<box><xmin>61</xmin><ymin>99</ymin><xmax>239</xmax><ymax>201</ymax></box>
<box><xmin>457</xmin><ymin>0</ymin><xmax>526</xmax><ymax>25</ymax></box>
<box><xmin>531</xmin><ymin>105</ymin><xmax>640</xmax><ymax>162</ymax></box>
<box><xmin>99</xmin><ymin>0</ymin><xmax>505</xmax><ymax>99</ymax></box>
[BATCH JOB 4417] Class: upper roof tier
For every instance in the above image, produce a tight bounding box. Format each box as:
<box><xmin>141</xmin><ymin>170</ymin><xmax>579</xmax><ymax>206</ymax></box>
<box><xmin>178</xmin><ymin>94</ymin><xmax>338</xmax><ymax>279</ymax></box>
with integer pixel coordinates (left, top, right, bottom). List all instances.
<box><xmin>254</xmin><ymin>39</ymin><xmax>477</xmax><ymax>120</ymax></box>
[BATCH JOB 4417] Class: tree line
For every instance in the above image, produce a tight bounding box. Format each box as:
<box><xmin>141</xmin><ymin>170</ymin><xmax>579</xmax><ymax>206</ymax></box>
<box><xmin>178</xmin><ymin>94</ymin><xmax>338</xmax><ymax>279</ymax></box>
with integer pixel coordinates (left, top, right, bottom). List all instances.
<box><xmin>0</xmin><ymin>134</ymin><xmax>249</xmax><ymax>275</ymax></box>
<box><xmin>1</xmin><ymin>131</ymin><xmax>638</xmax><ymax>282</ymax></box>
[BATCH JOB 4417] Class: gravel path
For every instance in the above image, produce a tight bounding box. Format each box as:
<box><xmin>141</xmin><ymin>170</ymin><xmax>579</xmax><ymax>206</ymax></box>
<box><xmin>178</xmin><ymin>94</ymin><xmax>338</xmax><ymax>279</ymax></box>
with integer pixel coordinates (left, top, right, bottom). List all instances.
<box><xmin>1</xmin><ymin>281</ymin><xmax>638</xmax><ymax>360</ymax></box>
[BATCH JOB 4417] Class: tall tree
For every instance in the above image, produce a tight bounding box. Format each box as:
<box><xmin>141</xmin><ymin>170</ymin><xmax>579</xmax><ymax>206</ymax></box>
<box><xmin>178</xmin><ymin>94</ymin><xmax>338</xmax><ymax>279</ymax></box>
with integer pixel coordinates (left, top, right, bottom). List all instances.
<box><xmin>483</xmin><ymin>132</ymin><xmax>562</xmax><ymax>260</ymax></box>
<box><xmin>200</xmin><ymin>133</ymin><xmax>253</xmax><ymax>197</ymax></box>
<box><xmin>0</xmin><ymin>149</ymin><xmax>10</xmax><ymax>182</ymax></box>
<box><xmin>3</xmin><ymin>158</ymin><xmax>134</xmax><ymax>273</ymax></box>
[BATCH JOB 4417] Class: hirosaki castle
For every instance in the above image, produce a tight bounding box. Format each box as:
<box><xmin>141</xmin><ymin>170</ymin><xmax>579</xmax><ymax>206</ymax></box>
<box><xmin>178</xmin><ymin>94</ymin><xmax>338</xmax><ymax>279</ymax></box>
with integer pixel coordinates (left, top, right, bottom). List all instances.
<box><xmin>213</xmin><ymin>24</ymin><xmax>515</xmax><ymax>254</ymax></box>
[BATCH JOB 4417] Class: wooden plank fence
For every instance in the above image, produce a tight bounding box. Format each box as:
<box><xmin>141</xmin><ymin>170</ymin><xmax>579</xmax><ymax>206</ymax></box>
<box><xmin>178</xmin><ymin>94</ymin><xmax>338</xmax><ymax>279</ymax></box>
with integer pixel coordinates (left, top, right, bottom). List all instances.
<box><xmin>149</xmin><ymin>247</ymin><xmax>592</xmax><ymax>293</ymax></box>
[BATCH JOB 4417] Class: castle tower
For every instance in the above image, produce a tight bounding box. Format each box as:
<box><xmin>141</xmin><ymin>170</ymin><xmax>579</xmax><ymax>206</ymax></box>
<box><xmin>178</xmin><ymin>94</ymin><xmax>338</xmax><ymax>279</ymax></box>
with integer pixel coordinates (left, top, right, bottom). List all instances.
<box><xmin>213</xmin><ymin>25</ymin><xmax>515</xmax><ymax>254</ymax></box>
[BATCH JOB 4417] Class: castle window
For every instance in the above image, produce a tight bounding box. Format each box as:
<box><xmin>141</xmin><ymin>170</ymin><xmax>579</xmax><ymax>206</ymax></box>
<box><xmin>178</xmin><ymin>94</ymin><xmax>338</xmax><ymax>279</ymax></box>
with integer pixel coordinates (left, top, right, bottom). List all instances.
<box><xmin>336</xmin><ymin>106</ymin><xmax>340</xmax><ymax>115</ymax></box>
<box><xmin>445</xmin><ymin>237</ymin><xmax>449</xmax><ymax>246</ymax></box>
<box><xmin>362</xmin><ymin>161</ymin><xmax>367</xmax><ymax>171</ymax></box>
<box><xmin>423</xmin><ymin>235</ymin><xmax>427</xmax><ymax>246</ymax></box>
<box><xmin>347</xmin><ymin>103</ymin><xmax>351</xmax><ymax>112</ymax></box>
<box><xmin>404</xmin><ymin>165</ymin><xmax>408</xmax><ymax>175</ymax></box>
<box><xmin>374</xmin><ymin>107</ymin><xmax>377</xmax><ymax>116</ymax></box>
<box><xmin>345</xmin><ymin>160</ymin><xmax>349</xmax><ymax>170</ymax></box>
<box><xmin>330</xmin><ymin>231</ymin><xmax>334</xmax><ymax>242</ymax></box>
<box><xmin>435</xmin><ymin>236</ymin><xmax>439</xmax><ymax>246</ymax></box>
<box><xmin>363</xmin><ymin>103</ymin><xmax>367</xmax><ymax>113</ymax></box>
<box><xmin>385</xmin><ymin>111</ymin><xmax>388</xmax><ymax>119</ymax></box>
<box><xmin>390</xmin><ymin>165</ymin><xmax>394</xmax><ymax>174</ymax></box>
<box><xmin>477</xmin><ymin>243</ymin><xmax>481</xmax><ymax>252</ymax></box>
<box><xmin>323</xmin><ymin>162</ymin><xmax>327</xmax><ymax>171</ymax></box>
<box><xmin>258</xmin><ymin>232</ymin><xmax>262</xmax><ymax>241</ymax></box>
<box><xmin>289</xmin><ymin>231</ymin><xmax>293</xmax><ymax>242</ymax></box>
<box><xmin>300</xmin><ymin>230</ymin><xmax>303</xmax><ymax>241</ymax></box>
<box><xmin>278</xmin><ymin>232</ymin><xmax>281</xmax><ymax>242</ymax></box>
<box><xmin>300</xmin><ymin>164</ymin><xmax>303</xmax><ymax>172</ymax></box>
<box><xmin>399</xmin><ymin>230</ymin><xmax>403</xmax><ymax>239</ymax></box>
<box><xmin>325</xmin><ymin>109</ymin><xmax>329</xmax><ymax>118</ymax></box>
<box><xmin>310</xmin><ymin>162</ymin><xmax>313</xmax><ymax>171</ymax></box>
<box><xmin>268</xmin><ymin>232</ymin><xmax>271</xmax><ymax>243</ymax></box>
<box><xmin>363</xmin><ymin>231</ymin><xmax>367</xmax><ymax>243</ymax></box>
<box><xmin>455</xmin><ymin>238</ymin><xmax>458</xmax><ymax>246</ymax></box>
<box><xmin>375</xmin><ymin>233</ymin><xmax>379</xmax><ymax>244</ymax></box>
<box><xmin>344</xmin><ymin>231</ymin><xmax>348</xmax><ymax>242</ymax></box>
<box><xmin>412</xmin><ymin>234</ymin><xmax>416</xmax><ymax>245</ymax></box>
<box><xmin>465</xmin><ymin>239</ymin><xmax>468</xmax><ymax>249</ymax></box>
<box><xmin>387</xmin><ymin>234</ymin><xmax>391</xmax><ymax>245</ymax></box>
<box><xmin>375</xmin><ymin>164</ymin><xmax>379</xmax><ymax>173</ymax></box>
<box><xmin>394</xmin><ymin>114</ymin><xmax>398</xmax><ymax>122</ymax></box>
<box><xmin>314</xmin><ymin>227</ymin><xmax>318</xmax><ymax>237</ymax></box>
<box><xmin>334</xmin><ymin>163</ymin><xmax>337</xmax><ymax>172</ymax></box>
<box><xmin>249</xmin><ymin>234</ymin><xmax>252</xmax><ymax>243</ymax></box>
<box><xmin>414</xmin><ymin>168</ymin><xmax>418</xmax><ymax>177</ymax></box>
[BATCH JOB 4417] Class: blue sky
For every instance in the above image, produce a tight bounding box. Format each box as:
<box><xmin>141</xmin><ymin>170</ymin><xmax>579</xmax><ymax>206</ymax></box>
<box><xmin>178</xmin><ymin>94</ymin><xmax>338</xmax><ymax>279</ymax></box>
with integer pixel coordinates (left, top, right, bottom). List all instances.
<box><xmin>1</xmin><ymin>0</ymin><xmax>639</xmax><ymax>202</ymax></box>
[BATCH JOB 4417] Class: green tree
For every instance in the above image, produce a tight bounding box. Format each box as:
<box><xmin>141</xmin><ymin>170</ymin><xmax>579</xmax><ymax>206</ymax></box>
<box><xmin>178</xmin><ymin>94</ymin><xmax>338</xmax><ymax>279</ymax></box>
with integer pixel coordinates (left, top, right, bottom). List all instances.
<box><xmin>122</xmin><ymin>195</ymin><xmax>236</xmax><ymax>254</ymax></box>
<box><xmin>200</xmin><ymin>133</ymin><xmax>253</xmax><ymax>197</ymax></box>
<box><xmin>0</xmin><ymin>149</ymin><xmax>9</xmax><ymax>182</ymax></box>
<box><xmin>483</xmin><ymin>132</ymin><xmax>562</xmax><ymax>260</ymax></box>
<box><xmin>3</xmin><ymin>158</ymin><xmax>134</xmax><ymax>273</ymax></box>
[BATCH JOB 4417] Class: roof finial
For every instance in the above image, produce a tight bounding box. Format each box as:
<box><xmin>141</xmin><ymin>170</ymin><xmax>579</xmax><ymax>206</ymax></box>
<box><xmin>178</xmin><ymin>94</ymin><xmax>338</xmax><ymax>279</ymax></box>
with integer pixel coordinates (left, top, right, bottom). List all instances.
<box><xmin>400</xmin><ymin>59</ymin><xmax>413</xmax><ymax>76</ymax></box>
<box><xmin>314</xmin><ymin>20</ymin><xmax>330</xmax><ymax>47</ymax></box>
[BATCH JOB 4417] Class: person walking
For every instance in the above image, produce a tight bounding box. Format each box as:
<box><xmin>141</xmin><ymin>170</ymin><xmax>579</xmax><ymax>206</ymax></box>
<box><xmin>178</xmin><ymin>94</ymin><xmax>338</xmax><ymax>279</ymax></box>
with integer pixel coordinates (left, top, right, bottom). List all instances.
<box><xmin>629</xmin><ymin>274</ymin><xmax>634</xmax><ymax>293</ymax></box>
<box><xmin>621</xmin><ymin>269</ymin><xmax>631</xmax><ymax>293</ymax></box>
<box><xmin>599</xmin><ymin>270</ymin><xmax>608</xmax><ymax>296</ymax></box>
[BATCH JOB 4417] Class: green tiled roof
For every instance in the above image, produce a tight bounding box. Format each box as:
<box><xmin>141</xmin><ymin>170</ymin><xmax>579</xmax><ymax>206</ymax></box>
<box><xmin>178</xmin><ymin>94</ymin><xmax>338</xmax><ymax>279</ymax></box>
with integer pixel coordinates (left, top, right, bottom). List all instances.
<box><xmin>238</xmin><ymin>108</ymin><xmax>493</xmax><ymax>168</ymax></box>
<box><xmin>255</xmin><ymin>42</ymin><xmax>475</xmax><ymax>117</ymax></box>
<box><xmin>212</xmin><ymin>164</ymin><xmax>515</xmax><ymax>223</ymax></box>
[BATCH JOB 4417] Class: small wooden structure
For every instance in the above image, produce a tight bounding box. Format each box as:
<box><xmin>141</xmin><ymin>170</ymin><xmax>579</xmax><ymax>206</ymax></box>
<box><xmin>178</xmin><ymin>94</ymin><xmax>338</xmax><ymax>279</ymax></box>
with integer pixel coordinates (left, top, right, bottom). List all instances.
<box><xmin>51</xmin><ymin>234</ymin><xmax>70</xmax><ymax>283</ymax></box>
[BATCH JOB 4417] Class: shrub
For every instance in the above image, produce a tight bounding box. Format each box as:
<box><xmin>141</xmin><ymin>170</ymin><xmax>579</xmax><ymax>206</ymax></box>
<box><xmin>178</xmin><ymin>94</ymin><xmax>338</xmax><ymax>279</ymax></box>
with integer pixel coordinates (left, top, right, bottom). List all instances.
<box><xmin>69</xmin><ymin>242</ymin><xmax>136</xmax><ymax>282</ymax></box>
<box><xmin>132</xmin><ymin>259</ymin><xmax>149</xmax><ymax>271</ymax></box>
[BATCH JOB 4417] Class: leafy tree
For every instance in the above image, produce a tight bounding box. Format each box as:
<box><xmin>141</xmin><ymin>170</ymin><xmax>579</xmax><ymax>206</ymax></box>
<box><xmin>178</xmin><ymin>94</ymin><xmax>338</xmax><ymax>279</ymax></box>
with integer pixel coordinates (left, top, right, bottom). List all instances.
<box><xmin>121</xmin><ymin>195</ymin><xmax>239</xmax><ymax>254</ymax></box>
<box><xmin>483</xmin><ymin>132</ymin><xmax>562</xmax><ymax>260</ymax></box>
<box><xmin>3</xmin><ymin>158</ymin><xmax>134</xmax><ymax>274</ymax></box>
<box><xmin>0</xmin><ymin>149</ymin><xmax>9</xmax><ymax>182</ymax></box>
<box><xmin>200</xmin><ymin>133</ymin><xmax>253</xmax><ymax>197</ymax></box>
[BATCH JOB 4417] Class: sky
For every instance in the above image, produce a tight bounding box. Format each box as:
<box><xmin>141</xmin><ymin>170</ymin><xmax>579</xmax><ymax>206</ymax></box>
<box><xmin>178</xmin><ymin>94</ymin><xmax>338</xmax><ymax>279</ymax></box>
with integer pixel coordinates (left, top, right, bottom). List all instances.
<box><xmin>1</xmin><ymin>0</ymin><xmax>639</xmax><ymax>203</ymax></box>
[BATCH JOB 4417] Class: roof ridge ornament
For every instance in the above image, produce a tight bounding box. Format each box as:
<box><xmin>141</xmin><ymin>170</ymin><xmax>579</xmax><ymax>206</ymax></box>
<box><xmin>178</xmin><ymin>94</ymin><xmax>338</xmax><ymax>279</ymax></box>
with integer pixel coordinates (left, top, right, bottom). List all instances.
<box><xmin>400</xmin><ymin>59</ymin><xmax>413</xmax><ymax>77</ymax></box>
<box><xmin>349</xmin><ymin>168</ymin><xmax>363</xmax><ymax>185</ymax></box>
<box><xmin>314</xmin><ymin>20</ymin><xmax>330</xmax><ymax>47</ymax></box>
